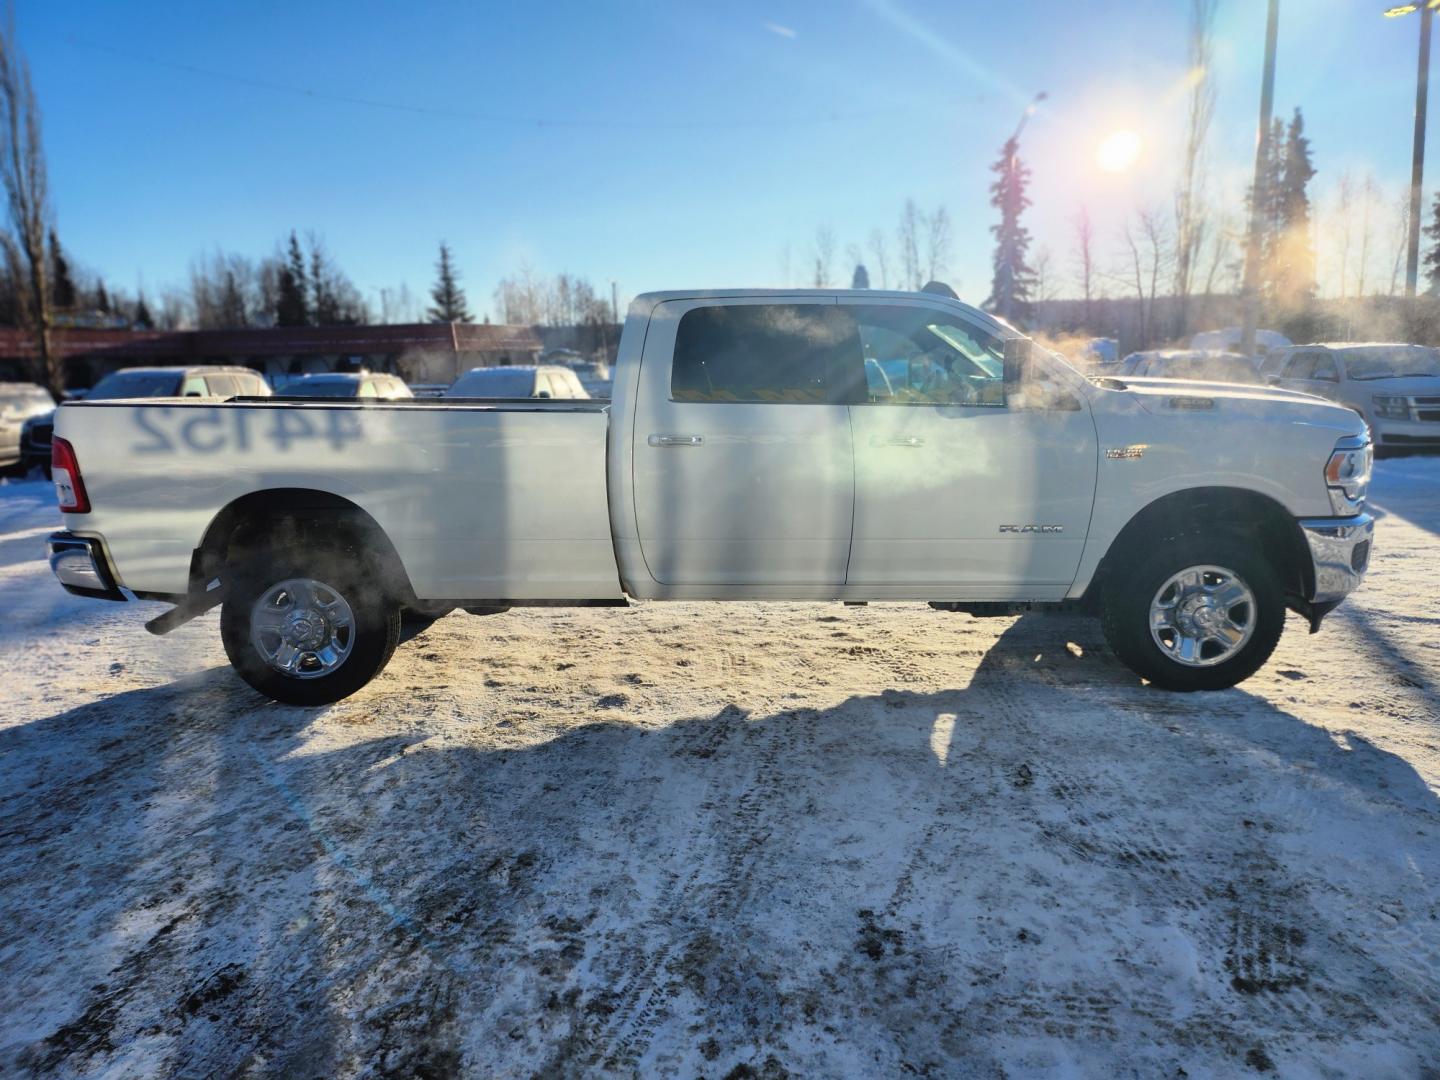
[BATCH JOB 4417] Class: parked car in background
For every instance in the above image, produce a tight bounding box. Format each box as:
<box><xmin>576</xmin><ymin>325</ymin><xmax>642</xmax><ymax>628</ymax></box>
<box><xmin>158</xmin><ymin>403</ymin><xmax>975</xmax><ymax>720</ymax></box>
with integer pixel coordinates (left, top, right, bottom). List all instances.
<box><xmin>275</xmin><ymin>372</ymin><xmax>413</xmax><ymax>399</ymax></box>
<box><xmin>21</xmin><ymin>365</ymin><xmax>269</xmax><ymax>476</ymax></box>
<box><xmin>446</xmin><ymin>365</ymin><xmax>589</xmax><ymax>399</ymax></box>
<box><xmin>1118</xmin><ymin>350</ymin><xmax>1263</xmax><ymax>384</ymax></box>
<box><xmin>1263</xmin><ymin>343</ymin><xmax>1440</xmax><ymax>454</ymax></box>
<box><xmin>571</xmin><ymin>361</ymin><xmax>612</xmax><ymax>398</ymax></box>
<box><xmin>1191</xmin><ymin>327</ymin><xmax>1292</xmax><ymax>361</ymax></box>
<box><xmin>0</xmin><ymin>383</ymin><xmax>56</xmax><ymax>474</ymax></box>
<box><xmin>1078</xmin><ymin>337</ymin><xmax>1119</xmax><ymax>367</ymax></box>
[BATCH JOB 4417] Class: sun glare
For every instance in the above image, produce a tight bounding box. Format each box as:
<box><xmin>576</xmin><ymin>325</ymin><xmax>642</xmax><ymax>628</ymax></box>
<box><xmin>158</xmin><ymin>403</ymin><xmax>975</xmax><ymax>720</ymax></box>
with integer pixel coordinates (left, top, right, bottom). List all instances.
<box><xmin>1096</xmin><ymin>129</ymin><xmax>1143</xmax><ymax>173</ymax></box>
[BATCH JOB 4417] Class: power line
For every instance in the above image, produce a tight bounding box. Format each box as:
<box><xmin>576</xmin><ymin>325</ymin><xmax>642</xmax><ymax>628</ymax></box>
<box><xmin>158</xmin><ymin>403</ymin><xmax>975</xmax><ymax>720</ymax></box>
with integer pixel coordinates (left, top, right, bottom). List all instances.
<box><xmin>61</xmin><ymin>33</ymin><xmax>881</xmax><ymax>132</ymax></box>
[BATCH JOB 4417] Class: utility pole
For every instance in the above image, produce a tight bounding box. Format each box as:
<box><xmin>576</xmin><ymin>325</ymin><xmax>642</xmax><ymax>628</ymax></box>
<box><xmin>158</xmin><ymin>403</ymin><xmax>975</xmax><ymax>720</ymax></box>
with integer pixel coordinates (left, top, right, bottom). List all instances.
<box><xmin>1240</xmin><ymin>0</ymin><xmax>1280</xmax><ymax>361</ymax></box>
<box><xmin>1384</xmin><ymin>2</ymin><xmax>1436</xmax><ymax>298</ymax></box>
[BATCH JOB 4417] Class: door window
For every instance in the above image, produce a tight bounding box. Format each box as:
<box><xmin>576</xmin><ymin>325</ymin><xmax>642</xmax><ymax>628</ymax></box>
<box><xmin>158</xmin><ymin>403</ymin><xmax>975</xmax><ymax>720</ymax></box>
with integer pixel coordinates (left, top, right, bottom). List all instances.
<box><xmin>181</xmin><ymin>376</ymin><xmax>208</xmax><ymax>396</ymax></box>
<box><xmin>849</xmin><ymin>305</ymin><xmax>1006</xmax><ymax>406</ymax></box>
<box><xmin>670</xmin><ymin>304</ymin><xmax>859</xmax><ymax>403</ymax></box>
<box><xmin>1282</xmin><ymin>353</ymin><xmax>1319</xmax><ymax>379</ymax></box>
<box><xmin>1310</xmin><ymin>355</ymin><xmax>1339</xmax><ymax>382</ymax></box>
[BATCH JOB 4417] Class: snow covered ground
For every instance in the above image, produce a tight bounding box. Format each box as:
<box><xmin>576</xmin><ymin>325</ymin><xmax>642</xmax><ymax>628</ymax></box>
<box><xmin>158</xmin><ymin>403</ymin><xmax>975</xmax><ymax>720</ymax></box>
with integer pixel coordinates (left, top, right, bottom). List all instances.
<box><xmin>0</xmin><ymin>462</ymin><xmax>1438</xmax><ymax>1078</ymax></box>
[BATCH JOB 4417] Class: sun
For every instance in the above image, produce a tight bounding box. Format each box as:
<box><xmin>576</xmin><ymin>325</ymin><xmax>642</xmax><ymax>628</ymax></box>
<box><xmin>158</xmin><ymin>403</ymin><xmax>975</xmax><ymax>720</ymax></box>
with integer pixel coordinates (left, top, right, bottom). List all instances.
<box><xmin>1096</xmin><ymin>129</ymin><xmax>1143</xmax><ymax>173</ymax></box>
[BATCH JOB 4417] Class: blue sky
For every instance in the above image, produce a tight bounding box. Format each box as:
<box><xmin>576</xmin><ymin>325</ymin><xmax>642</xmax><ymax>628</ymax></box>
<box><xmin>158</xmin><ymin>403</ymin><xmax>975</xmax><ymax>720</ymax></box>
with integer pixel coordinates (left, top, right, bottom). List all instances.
<box><xmin>18</xmin><ymin>0</ymin><xmax>1432</xmax><ymax>317</ymax></box>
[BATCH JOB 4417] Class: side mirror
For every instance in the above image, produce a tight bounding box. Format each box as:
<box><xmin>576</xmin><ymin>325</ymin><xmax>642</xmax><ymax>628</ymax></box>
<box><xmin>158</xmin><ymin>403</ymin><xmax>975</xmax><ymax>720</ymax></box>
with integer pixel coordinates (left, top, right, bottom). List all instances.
<box><xmin>537</xmin><ymin>389</ymin><xmax>551</xmax><ymax>399</ymax></box>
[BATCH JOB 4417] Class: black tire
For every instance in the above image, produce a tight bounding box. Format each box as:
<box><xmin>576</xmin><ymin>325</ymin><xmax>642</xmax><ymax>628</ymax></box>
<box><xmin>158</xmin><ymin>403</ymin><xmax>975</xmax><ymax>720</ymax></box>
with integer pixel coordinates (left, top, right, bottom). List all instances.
<box><xmin>221</xmin><ymin>547</ymin><xmax>401</xmax><ymax>706</ymax></box>
<box><xmin>1099</xmin><ymin>534</ymin><xmax>1285</xmax><ymax>691</ymax></box>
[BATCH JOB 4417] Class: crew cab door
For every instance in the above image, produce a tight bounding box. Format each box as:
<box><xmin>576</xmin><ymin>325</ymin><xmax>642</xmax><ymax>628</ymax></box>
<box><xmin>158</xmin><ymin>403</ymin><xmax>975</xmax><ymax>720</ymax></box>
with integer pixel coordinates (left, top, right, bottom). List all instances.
<box><xmin>631</xmin><ymin>298</ymin><xmax>855</xmax><ymax>587</ymax></box>
<box><xmin>841</xmin><ymin>298</ymin><xmax>1098</xmax><ymax>594</ymax></box>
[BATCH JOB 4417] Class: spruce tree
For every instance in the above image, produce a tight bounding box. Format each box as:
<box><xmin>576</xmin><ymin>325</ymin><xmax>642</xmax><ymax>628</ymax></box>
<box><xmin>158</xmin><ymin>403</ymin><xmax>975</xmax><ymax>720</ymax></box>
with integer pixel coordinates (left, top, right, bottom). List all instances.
<box><xmin>1273</xmin><ymin>107</ymin><xmax>1317</xmax><ymax>309</ymax></box>
<box><xmin>133</xmin><ymin>293</ymin><xmax>153</xmax><ymax>329</ymax></box>
<box><xmin>95</xmin><ymin>281</ymin><xmax>110</xmax><ymax>313</ymax></box>
<box><xmin>851</xmin><ymin>264</ymin><xmax>870</xmax><ymax>289</ymax></box>
<box><xmin>49</xmin><ymin>230</ymin><xmax>76</xmax><ymax>310</ymax></box>
<box><xmin>1424</xmin><ymin>191</ymin><xmax>1440</xmax><ymax>295</ymax></box>
<box><xmin>983</xmin><ymin>136</ymin><xmax>1035</xmax><ymax>322</ymax></box>
<box><xmin>275</xmin><ymin>231</ymin><xmax>309</xmax><ymax>326</ymax></box>
<box><xmin>428</xmin><ymin>242</ymin><xmax>473</xmax><ymax>323</ymax></box>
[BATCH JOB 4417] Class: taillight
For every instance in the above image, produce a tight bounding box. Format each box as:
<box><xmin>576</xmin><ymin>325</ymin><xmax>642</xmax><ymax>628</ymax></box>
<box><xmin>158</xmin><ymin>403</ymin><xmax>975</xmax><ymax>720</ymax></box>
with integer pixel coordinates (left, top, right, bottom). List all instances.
<box><xmin>52</xmin><ymin>436</ymin><xmax>90</xmax><ymax>513</ymax></box>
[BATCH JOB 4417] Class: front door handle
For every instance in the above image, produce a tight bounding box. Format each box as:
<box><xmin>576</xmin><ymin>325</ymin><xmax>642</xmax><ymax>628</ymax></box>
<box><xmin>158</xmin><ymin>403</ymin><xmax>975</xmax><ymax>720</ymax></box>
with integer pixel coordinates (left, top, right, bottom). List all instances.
<box><xmin>871</xmin><ymin>435</ymin><xmax>925</xmax><ymax>447</ymax></box>
<box><xmin>648</xmin><ymin>433</ymin><xmax>704</xmax><ymax>447</ymax></box>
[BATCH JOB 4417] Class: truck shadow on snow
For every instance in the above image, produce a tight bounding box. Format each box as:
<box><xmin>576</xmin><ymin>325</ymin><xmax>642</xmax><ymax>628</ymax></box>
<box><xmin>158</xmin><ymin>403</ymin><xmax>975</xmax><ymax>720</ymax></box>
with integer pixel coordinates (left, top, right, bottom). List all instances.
<box><xmin>2</xmin><ymin>616</ymin><xmax>1439</xmax><ymax>1077</ymax></box>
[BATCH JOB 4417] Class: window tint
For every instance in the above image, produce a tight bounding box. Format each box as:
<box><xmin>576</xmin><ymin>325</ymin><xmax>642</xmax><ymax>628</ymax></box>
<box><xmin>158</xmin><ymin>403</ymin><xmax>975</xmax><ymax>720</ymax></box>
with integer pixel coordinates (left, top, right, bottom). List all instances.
<box><xmin>849</xmin><ymin>305</ymin><xmax>1005</xmax><ymax>406</ymax></box>
<box><xmin>671</xmin><ymin>304</ymin><xmax>858</xmax><ymax>404</ymax></box>
<box><xmin>88</xmin><ymin>371</ymin><xmax>183</xmax><ymax>398</ymax></box>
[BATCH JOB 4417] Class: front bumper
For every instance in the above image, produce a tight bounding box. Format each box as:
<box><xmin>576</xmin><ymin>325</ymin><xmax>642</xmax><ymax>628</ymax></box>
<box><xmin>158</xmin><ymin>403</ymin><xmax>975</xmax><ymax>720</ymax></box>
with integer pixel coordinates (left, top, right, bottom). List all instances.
<box><xmin>1372</xmin><ymin>416</ymin><xmax>1440</xmax><ymax>448</ymax></box>
<box><xmin>1298</xmin><ymin>511</ymin><xmax>1374</xmax><ymax>610</ymax></box>
<box><xmin>48</xmin><ymin>532</ymin><xmax>126</xmax><ymax>601</ymax></box>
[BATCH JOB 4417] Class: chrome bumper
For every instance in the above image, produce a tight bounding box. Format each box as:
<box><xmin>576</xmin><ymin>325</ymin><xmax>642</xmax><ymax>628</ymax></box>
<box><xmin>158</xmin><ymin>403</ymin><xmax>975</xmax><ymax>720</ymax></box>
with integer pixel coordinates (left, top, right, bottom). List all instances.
<box><xmin>48</xmin><ymin>532</ymin><xmax>125</xmax><ymax>601</ymax></box>
<box><xmin>1297</xmin><ymin>512</ymin><xmax>1374</xmax><ymax>605</ymax></box>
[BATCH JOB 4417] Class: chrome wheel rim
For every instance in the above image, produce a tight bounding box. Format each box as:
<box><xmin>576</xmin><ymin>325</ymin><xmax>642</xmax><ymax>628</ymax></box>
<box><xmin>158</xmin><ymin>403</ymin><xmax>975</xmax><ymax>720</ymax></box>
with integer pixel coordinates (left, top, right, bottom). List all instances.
<box><xmin>250</xmin><ymin>577</ymin><xmax>355</xmax><ymax>679</ymax></box>
<box><xmin>1148</xmin><ymin>564</ymin><xmax>1256</xmax><ymax>668</ymax></box>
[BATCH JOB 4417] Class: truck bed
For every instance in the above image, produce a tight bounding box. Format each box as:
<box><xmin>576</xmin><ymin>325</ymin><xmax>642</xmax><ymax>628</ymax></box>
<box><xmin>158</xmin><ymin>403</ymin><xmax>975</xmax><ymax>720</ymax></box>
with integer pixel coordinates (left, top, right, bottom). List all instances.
<box><xmin>56</xmin><ymin>397</ymin><xmax>624</xmax><ymax>601</ymax></box>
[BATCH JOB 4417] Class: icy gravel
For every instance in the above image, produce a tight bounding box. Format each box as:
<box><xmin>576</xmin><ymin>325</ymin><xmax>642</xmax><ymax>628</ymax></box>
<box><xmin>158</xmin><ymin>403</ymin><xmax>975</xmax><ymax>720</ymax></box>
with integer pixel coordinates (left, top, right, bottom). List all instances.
<box><xmin>1</xmin><ymin>461</ymin><xmax>1438</xmax><ymax>1078</ymax></box>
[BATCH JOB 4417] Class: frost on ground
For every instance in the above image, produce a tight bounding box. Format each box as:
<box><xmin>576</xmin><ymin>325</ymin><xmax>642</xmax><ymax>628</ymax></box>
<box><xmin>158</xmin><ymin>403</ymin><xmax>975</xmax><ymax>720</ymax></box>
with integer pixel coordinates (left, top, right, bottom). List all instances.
<box><xmin>1</xmin><ymin>463</ymin><xmax>1438</xmax><ymax>1078</ymax></box>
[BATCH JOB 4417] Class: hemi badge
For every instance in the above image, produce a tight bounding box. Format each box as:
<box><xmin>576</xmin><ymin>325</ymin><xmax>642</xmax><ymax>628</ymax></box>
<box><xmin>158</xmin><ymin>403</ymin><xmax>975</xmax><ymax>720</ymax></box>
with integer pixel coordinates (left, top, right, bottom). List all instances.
<box><xmin>1106</xmin><ymin>445</ymin><xmax>1146</xmax><ymax>460</ymax></box>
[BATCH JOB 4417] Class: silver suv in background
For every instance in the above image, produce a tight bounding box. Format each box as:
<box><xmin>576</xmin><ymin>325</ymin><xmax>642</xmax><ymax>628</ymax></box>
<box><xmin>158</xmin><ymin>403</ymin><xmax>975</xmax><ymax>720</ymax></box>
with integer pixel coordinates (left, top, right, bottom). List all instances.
<box><xmin>446</xmin><ymin>365</ymin><xmax>589</xmax><ymax>399</ymax></box>
<box><xmin>21</xmin><ymin>365</ymin><xmax>270</xmax><ymax>475</ymax></box>
<box><xmin>1263</xmin><ymin>344</ymin><xmax>1440</xmax><ymax>455</ymax></box>
<box><xmin>0</xmin><ymin>383</ymin><xmax>56</xmax><ymax>474</ymax></box>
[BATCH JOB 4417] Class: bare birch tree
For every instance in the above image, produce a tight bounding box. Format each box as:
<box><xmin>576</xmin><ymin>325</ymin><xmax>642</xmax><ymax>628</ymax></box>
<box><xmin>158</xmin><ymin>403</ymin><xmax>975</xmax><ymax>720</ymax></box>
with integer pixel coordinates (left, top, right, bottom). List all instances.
<box><xmin>812</xmin><ymin>226</ymin><xmax>836</xmax><ymax>288</ymax></box>
<box><xmin>867</xmin><ymin>228</ymin><xmax>891</xmax><ymax>290</ymax></box>
<box><xmin>897</xmin><ymin>199</ymin><xmax>922</xmax><ymax>290</ymax></box>
<box><xmin>1173</xmin><ymin>0</ymin><xmax>1218</xmax><ymax>337</ymax></box>
<box><xmin>1073</xmin><ymin>206</ymin><xmax>1096</xmax><ymax>325</ymax></box>
<box><xmin>922</xmin><ymin>206</ymin><xmax>952</xmax><ymax>284</ymax></box>
<box><xmin>0</xmin><ymin>8</ymin><xmax>57</xmax><ymax>395</ymax></box>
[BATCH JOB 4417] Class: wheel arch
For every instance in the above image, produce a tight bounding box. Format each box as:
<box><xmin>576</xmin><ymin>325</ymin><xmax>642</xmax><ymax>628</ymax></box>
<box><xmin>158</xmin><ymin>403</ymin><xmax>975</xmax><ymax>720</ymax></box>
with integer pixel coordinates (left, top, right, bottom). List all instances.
<box><xmin>1087</xmin><ymin>486</ymin><xmax>1313</xmax><ymax>606</ymax></box>
<box><xmin>191</xmin><ymin>488</ymin><xmax>416</xmax><ymax>604</ymax></box>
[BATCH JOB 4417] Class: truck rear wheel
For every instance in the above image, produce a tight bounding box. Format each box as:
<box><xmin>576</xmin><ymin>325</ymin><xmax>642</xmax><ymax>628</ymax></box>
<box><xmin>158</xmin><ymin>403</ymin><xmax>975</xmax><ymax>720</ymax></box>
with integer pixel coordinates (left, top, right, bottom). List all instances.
<box><xmin>220</xmin><ymin>549</ymin><xmax>401</xmax><ymax>705</ymax></box>
<box><xmin>1099</xmin><ymin>535</ymin><xmax>1285</xmax><ymax>691</ymax></box>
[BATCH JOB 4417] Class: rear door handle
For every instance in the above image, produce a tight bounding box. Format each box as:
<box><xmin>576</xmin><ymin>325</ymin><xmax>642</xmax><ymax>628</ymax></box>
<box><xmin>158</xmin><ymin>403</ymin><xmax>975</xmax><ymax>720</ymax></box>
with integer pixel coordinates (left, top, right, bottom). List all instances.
<box><xmin>648</xmin><ymin>433</ymin><xmax>704</xmax><ymax>447</ymax></box>
<box><xmin>871</xmin><ymin>435</ymin><xmax>925</xmax><ymax>447</ymax></box>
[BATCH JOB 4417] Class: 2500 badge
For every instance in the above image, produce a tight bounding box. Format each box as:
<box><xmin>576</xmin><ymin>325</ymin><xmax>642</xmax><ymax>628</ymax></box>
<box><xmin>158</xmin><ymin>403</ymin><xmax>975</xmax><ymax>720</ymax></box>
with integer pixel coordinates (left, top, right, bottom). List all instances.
<box><xmin>998</xmin><ymin>524</ymin><xmax>1064</xmax><ymax>534</ymax></box>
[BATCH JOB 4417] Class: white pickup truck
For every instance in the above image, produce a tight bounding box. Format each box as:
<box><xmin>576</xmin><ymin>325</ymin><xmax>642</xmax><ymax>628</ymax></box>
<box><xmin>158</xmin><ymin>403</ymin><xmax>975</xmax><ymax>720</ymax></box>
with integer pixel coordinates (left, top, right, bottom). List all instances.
<box><xmin>47</xmin><ymin>288</ymin><xmax>1375</xmax><ymax>704</ymax></box>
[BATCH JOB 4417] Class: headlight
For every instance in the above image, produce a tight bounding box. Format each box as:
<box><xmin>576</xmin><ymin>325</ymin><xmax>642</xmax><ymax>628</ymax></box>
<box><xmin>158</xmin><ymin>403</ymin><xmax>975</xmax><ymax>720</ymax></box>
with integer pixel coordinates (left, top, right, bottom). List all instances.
<box><xmin>1371</xmin><ymin>394</ymin><xmax>1410</xmax><ymax>420</ymax></box>
<box><xmin>1325</xmin><ymin>436</ymin><xmax>1372</xmax><ymax>516</ymax></box>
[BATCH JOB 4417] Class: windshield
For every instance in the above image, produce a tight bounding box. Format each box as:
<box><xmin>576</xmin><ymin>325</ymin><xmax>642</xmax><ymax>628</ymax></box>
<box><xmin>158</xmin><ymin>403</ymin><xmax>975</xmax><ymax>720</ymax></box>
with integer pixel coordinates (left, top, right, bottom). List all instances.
<box><xmin>87</xmin><ymin>371</ymin><xmax>182</xmax><ymax>399</ymax></box>
<box><xmin>449</xmin><ymin>371</ymin><xmax>534</xmax><ymax>397</ymax></box>
<box><xmin>275</xmin><ymin>379</ymin><xmax>359</xmax><ymax>397</ymax></box>
<box><xmin>1156</xmin><ymin>356</ymin><xmax>1260</xmax><ymax>383</ymax></box>
<box><xmin>1345</xmin><ymin>348</ymin><xmax>1440</xmax><ymax>380</ymax></box>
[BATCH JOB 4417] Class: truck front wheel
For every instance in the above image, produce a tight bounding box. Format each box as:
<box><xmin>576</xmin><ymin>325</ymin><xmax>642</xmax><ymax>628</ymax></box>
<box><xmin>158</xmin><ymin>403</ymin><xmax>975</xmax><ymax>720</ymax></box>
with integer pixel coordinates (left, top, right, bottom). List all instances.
<box><xmin>1099</xmin><ymin>536</ymin><xmax>1285</xmax><ymax>691</ymax></box>
<box><xmin>220</xmin><ymin>550</ymin><xmax>401</xmax><ymax>706</ymax></box>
